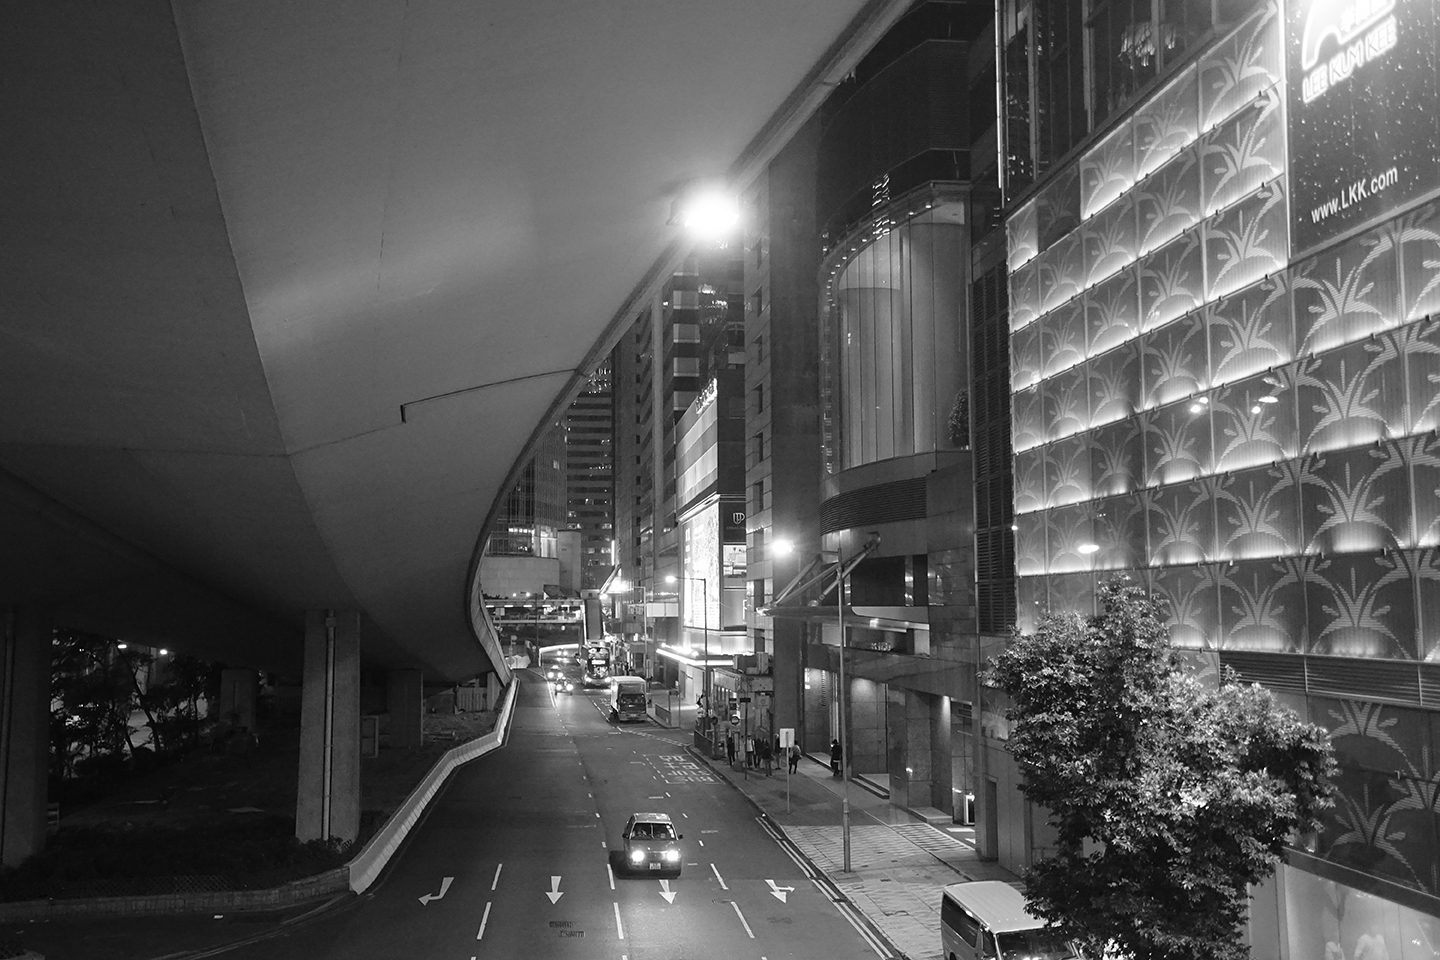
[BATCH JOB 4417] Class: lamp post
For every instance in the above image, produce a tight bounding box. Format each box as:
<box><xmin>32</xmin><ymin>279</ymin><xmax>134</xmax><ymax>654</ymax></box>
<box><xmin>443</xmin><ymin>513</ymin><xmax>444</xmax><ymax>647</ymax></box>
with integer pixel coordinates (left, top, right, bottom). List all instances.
<box><xmin>665</xmin><ymin>574</ymin><xmax>710</xmax><ymax>734</ymax></box>
<box><xmin>771</xmin><ymin>538</ymin><xmax>855</xmax><ymax>872</ymax></box>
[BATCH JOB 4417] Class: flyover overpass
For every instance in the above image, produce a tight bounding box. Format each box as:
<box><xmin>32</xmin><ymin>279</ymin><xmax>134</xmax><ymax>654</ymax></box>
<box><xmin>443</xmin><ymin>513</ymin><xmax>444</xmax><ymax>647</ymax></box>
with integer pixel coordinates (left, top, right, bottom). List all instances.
<box><xmin>0</xmin><ymin>0</ymin><xmax>910</xmax><ymax>863</ymax></box>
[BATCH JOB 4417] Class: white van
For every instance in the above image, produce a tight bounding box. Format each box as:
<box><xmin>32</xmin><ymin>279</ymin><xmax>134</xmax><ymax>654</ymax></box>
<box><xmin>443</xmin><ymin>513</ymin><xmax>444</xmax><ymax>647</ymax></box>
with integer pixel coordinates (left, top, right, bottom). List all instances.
<box><xmin>940</xmin><ymin>881</ymin><xmax>1079</xmax><ymax>960</ymax></box>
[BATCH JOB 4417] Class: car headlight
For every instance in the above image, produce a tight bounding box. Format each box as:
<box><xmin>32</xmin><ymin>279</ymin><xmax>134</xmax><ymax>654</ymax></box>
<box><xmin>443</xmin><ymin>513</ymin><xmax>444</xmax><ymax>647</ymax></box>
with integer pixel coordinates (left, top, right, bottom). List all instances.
<box><xmin>663</xmin><ymin>849</ymin><xmax>680</xmax><ymax>863</ymax></box>
<box><xmin>629</xmin><ymin>850</ymin><xmax>646</xmax><ymax>863</ymax></box>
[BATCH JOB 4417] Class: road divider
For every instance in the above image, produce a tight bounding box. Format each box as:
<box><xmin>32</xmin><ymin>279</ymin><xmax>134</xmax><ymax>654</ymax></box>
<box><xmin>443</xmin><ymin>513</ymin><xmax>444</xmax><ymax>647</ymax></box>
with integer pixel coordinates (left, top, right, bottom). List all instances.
<box><xmin>348</xmin><ymin>679</ymin><xmax>519</xmax><ymax>894</ymax></box>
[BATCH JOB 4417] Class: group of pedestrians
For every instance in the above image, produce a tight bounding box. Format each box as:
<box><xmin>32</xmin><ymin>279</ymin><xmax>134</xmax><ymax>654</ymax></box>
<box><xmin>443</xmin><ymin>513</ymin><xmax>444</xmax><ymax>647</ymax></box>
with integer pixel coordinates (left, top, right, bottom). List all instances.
<box><xmin>725</xmin><ymin>731</ymin><xmax>802</xmax><ymax>775</ymax></box>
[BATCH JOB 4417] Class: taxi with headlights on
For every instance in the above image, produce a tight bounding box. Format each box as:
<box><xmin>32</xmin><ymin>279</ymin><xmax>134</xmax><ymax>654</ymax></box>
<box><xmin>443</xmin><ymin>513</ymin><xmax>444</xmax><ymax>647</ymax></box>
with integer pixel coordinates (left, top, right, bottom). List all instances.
<box><xmin>620</xmin><ymin>812</ymin><xmax>683</xmax><ymax>876</ymax></box>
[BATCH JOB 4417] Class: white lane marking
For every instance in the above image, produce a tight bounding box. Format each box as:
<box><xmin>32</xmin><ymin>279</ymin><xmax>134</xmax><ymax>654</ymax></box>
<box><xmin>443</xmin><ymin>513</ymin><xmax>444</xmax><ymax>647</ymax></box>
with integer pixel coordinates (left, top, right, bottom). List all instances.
<box><xmin>648</xmin><ymin>795</ymin><xmax>665</xmax><ymax>799</ymax></box>
<box><xmin>602</xmin><ymin>840</ymin><xmax>607</xmax><ymax>848</ymax></box>
<box><xmin>418</xmin><ymin>876</ymin><xmax>453</xmax><ymax>905</ymax></box>
<box><xmin>710</xmin><ymin>863</ymin><xmax>728</xmax><ymax>890</ymax></box>
<box><xmin>698</xmin><ymin>839</ymin><xmax>705</xmax><ymax>847</ymax></box>
<box><xmin>767</xmin><ymin>879</ymin><xmax>796</xmax><ymax>902</ymax></box>
<box><xmin>682</xmin><ymin>812</ymin><xmax>688</xmax><ymax>818</ymax></box>
<box><xmin>475</xmin><ymin>901</ymin><xmax>492</xmax><ymax>939</ymax></box>
<box><xmin>614</xmin><ymin>901</ymin><xmax>626</xmax><ymax>939</ymax></box>
<box><xmin>595</xmin><ymin>812</ymin><xmax>601</xmax><ymax>817</ymax></box>
<box><xmin>731</xmin><ymin>900</ymin><xmax>755</xmax><ymax>938</ymax></box>
<box><xmin>608</xmin><ymin>862</ymin><xmax>616</xmax><ymax>890</ymax></box>
<box><xmin>491</xmin><ymin>863</ymin><xmax>503</xmax><ymax>891</ymax></box>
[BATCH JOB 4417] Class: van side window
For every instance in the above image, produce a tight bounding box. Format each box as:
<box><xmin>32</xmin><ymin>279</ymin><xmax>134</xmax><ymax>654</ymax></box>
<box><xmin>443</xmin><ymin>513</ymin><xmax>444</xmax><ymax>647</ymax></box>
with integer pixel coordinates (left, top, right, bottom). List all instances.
<box><xmin>942</xmin><ymin>897</ymin><xmax>980</xmax><ymax>946</ymax></box>
<box><xmin>980</xmin><ymin>930</ymin><xmax>999</xmax><ymax>959</ymax></box>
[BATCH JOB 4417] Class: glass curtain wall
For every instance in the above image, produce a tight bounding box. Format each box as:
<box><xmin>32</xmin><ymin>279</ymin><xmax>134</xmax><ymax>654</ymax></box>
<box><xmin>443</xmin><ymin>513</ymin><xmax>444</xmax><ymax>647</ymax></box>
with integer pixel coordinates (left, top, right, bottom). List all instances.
<box><xmin>821</xmin><ymin>212</ymin><xmax>966</xmax><ymax>474</ymax></box>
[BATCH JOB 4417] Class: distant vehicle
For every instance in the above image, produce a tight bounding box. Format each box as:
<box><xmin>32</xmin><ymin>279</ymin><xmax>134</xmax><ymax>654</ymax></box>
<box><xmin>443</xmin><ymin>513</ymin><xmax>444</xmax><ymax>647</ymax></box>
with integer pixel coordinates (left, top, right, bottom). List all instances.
<box><xmin>582</xmin><ymin>646</ymin><xmax>611</xmax><ymax>687</ymax></box>
<box><xmin>608</xmin><ymin>676</ymin><xmax>647</xmax><ymax>723</ymax></box>
<box><xmin>620</xmin><ymin>812</ymin><xmax>682</xmax><ymax>876</ymax></box>
<box><xmin>940</xmin><ymin>881</ymin><xmax>1079</xmax><ymax>960</ymax></box>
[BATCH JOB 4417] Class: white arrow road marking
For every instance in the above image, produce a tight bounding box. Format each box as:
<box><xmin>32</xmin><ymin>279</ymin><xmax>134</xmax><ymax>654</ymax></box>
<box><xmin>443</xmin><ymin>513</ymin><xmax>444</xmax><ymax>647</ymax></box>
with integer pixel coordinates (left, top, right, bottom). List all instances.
<box><xmin>766</xmin><ymin>879</ymin><xmax>796</xmax><ymax>903</ymax></box>
<box><xmin>710</xmin><ymin>863</ymin><xmax>728</xmax><ymax>890</ymax></box>
<box><xmin>659</xmin><ymin>879</ymin><xmax>677</xmax><ymax>904</ymax></box>
<box><xmin>546</xmin><ymin>876</ymin><xmax>564</xmax><ymax>904</ymax></box>
<box><xmin>418</xmin><ymin>876</ymin><xmax>453</xmax><ymax>905</ymax></box>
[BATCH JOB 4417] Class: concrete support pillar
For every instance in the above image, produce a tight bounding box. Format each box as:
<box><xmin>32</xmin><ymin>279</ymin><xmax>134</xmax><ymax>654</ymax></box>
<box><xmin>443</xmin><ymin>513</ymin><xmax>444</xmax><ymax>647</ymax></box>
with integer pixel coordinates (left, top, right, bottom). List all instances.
<box><xmin>218</xmin><ymin>668</ymin><xmax>257</xmax><ymax>733</ymax></box>
<box><xmin>0</xmin><ymin>606</ymin><xmax>51</xmax><ymax>867</ymax></box>
<box><xmin>386</xmin><ymin>669</ymin><xmax>423</xmax><ymax>751</ymax></box>
<box><xmin>486</xmin><ymin>671</ymin><xmax>501</xmax><ymax>711</ymax></box>
<box><xmin>886</xmin><ymin>688</ymin><xmax>933</xmax><ymax>812</ymax></box>
<box><xmin>296</xmin><ymin>609</ymin><xmax>360</xmax><ymax>844</ymax></box>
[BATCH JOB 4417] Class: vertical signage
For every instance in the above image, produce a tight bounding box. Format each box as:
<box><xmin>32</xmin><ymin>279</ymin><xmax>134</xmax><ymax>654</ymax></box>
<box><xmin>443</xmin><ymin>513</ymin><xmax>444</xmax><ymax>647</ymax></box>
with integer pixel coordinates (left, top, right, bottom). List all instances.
<box><xmin>1285</xmin><ymin>0</ymin><xmax>1440</xmax><ymax>252</ymax></box>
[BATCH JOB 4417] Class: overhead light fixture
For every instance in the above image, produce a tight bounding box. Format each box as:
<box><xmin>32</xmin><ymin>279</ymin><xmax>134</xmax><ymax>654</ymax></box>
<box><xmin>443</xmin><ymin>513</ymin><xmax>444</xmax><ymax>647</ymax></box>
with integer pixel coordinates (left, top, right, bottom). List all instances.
<box><xmin>1078</xmin><ymin>543</ymin><xmax>1100</xmax><ymax>555</ymax></box>
<box><xmin>1259</xmin><ymin>395</ymin><xmax>1279</xmax><ymax>403</ymax></box>
<box><xmin>671</xmin><ymin>186</ymin><xmax>739</xmax><ymax>239</ymax></box>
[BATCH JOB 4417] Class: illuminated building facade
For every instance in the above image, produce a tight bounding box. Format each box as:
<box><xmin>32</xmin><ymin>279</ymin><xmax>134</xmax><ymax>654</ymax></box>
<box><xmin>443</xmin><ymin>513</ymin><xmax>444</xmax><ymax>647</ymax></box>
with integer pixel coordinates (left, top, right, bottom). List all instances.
<box><xmin>1001</xmin><ymin>0</ymin><xmax>1440</xmax><ymax>941</ymax></box>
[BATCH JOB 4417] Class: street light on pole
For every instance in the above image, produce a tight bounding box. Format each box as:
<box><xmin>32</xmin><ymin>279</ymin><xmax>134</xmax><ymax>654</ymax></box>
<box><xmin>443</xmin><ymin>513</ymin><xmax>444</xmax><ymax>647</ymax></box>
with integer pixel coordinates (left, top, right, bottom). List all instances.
<box><xmin>770</xmin><ymin>534</ymin><xmax>879</xmax><ymax>874</ymax></box>
<box><xmin>665</xmin><ymin>574</ymin><xmax>710</xmax><ymax>734</ymax></box>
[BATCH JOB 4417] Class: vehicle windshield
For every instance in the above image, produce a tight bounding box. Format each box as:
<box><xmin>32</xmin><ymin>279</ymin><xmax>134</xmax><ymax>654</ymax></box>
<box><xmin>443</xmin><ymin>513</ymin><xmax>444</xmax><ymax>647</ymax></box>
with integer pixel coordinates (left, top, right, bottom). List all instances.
<box><xmin>996</xmin><ymin>929</ymin><xmax>1074</xmax><ymax>960</ymax></box>
<box><xmin>630</xmin><ymin>822</ymin><xmax>676</xmax><ymax>841</ymax></box>
<box><xmin>619</xmin><ymin>693</ymin><xmax>645</xmax><ymax>707</ymax></box>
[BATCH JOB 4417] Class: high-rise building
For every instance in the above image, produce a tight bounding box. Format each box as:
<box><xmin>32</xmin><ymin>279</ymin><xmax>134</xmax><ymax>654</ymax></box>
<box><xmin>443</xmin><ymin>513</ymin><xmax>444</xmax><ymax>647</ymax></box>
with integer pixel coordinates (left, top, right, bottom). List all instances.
<box><xmin>758</xmin><ymin>0</ymin><xmax>1001</xmax><ymax>822</ymax></box>
<box><xmin>611</xmin><ymin>247</ymin><xmax>746</xmax><ymax>688</ymax></box>
<box><xmin>564</xmin><ymin>363</ymin><xmax>614</xmax><ymax>590</ymax></box>
<box><xmin>1000</xmin><ymin>0</ymin><xmax>1440</xmax><ymax>944</ymax></box>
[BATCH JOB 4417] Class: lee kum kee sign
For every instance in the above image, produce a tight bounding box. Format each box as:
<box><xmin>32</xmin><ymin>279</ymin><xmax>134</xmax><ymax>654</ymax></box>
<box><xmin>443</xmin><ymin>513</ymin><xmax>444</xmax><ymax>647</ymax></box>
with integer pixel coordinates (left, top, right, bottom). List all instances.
<box><xmin>1285</xmin><ymin>0</ymin><xmax>1440</xmax><ymax>252</ymax></box>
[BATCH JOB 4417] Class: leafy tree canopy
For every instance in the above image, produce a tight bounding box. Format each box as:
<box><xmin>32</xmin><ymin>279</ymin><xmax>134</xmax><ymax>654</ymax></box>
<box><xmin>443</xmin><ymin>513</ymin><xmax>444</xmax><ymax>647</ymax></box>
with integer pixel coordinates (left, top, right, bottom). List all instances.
<box><xmin>986</xmin><ymin>577</ymin><xmax>1336</xmax><ymax>960</ymax></box>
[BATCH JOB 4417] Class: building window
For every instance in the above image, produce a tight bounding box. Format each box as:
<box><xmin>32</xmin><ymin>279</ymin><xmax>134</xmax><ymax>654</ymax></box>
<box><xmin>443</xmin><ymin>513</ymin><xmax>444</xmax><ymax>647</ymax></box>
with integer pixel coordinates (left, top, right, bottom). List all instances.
<box><xmin>755</xmin><ymin>384</ymin><xmax>765</xmax><ymax>413</ymax></box>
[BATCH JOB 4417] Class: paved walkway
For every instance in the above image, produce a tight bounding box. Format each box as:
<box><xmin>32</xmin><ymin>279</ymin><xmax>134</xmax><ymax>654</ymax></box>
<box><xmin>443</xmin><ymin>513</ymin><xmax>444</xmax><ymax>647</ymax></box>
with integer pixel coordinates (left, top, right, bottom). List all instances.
<box><xmin>652</xmin><ymin>729</ymin><xmax>1020</xmax><ymax>960</ymax></box>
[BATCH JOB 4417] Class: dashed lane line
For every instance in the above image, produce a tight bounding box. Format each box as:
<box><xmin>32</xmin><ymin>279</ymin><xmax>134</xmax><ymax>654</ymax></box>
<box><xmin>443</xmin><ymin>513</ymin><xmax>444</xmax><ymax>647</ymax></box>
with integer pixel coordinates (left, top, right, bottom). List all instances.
<box><xmin>730</xmin><ymin>901</ymin><xmax>755</xmax><ymax>939</ymax></box>
<box><xmin>475</xmin><ymin>901</ymin><xmax>492</xmax><ymax>940</ymax></box>
<box><xmin>491</xmin><ymin>863</ymin><xmax>502</xmax><ymax>891</ymax></box>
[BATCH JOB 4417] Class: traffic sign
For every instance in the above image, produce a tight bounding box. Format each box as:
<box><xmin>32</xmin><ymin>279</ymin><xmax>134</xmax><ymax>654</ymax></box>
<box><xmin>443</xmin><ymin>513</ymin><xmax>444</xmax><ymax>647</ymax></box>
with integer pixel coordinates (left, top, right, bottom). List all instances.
<box><xmin>779</xmin><ymin>727</ymin><xmax>794</xmax><ymax>748</ymax></box>
<box><xmin>730</xmin><ymin>714</ymin><xmax>741</xmax><ymax>727</ymax></box>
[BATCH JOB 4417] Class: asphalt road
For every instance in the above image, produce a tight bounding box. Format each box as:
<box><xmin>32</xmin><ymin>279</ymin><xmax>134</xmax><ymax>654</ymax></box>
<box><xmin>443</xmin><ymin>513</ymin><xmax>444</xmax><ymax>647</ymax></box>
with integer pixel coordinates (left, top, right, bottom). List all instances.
<box><xmin>217</xmin><ymin>672</ymin><xmax>883</xmax><ymax>960</ymax></box>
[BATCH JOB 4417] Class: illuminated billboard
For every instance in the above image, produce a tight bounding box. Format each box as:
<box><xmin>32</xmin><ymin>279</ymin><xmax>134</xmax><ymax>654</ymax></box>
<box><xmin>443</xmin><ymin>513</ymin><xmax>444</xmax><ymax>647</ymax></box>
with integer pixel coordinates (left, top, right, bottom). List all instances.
<box><xmin>680</xmin><ymin>504</ymin><xmax>721</xmax><ymax>631</ymax></box>
<box><xmin>1285</xmin><ymin>0</ymin><xmax>1440</xmax><ymax>252</ymax></box>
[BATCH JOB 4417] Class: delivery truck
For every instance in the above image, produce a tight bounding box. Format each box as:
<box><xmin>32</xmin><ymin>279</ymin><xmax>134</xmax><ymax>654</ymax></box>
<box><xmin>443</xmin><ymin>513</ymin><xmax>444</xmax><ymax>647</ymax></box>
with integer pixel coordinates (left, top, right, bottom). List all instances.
<box><xmin>609</xmin><ymin>676</ymin><xmax>648</xmax><ymax>723</ymax></box>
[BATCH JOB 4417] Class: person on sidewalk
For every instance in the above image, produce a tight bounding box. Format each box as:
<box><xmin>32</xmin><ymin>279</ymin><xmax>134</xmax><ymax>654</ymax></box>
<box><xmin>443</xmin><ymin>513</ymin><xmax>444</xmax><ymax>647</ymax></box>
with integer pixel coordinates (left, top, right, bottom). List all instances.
<box><xmin>788</xmin><ymin>742</ymin><xmax>801</xmax><ymax>774</ymax></box>
<box><xmin>830</xmin><ymin>738</ymin><xmax>842</xmax><ymax>778</ymax></box>
<box><xmin>726</xmin><ymin>732</ymin><xmax>736</xmax><ymax>767</ymax></box>
<box><xmin>746</xmin><ymin>736</ymin><xmax>756</xmax><ymax>769</ymax></box>
<box><xmin>760</xmin><ymin>736</ymin><xmax>773</xmax><ymax>776</ymax></box>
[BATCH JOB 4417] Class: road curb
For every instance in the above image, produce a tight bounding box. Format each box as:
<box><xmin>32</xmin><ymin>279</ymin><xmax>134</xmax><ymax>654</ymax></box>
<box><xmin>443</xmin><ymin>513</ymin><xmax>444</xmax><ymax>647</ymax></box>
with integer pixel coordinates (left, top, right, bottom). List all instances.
<box><xmin>684</xmin><ymin>745</ymin><xmax>907</xmax><ymax>960</ymax></box>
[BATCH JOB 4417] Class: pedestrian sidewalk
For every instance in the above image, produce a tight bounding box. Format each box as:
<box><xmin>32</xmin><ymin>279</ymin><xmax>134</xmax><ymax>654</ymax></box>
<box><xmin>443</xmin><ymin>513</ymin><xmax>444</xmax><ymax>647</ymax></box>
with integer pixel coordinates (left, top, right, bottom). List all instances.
<box><xmin>677</xmin><ymin>736</ymin><xmax>1020</xmax><ymax>960</ymax></box>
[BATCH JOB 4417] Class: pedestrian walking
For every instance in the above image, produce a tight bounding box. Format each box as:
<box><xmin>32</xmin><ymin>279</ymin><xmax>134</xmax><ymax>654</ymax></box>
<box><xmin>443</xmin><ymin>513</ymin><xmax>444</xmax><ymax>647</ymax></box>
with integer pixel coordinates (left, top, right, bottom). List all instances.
<box><xmin>760</xmin><ymin>736</ymin><xmax>773</xmax><ymax>776</ymax></box>
<box><xmin>726</xmin><ymin>732</ymin><xmax>737</xmax><ymax>767</ymax></box>
<box><xmin>830</xmin><ymin>738</ymin><xmax>842</xmax><ymax>778</ymax></box>
<box><xmin>788</xmin><ymin>742</ymin><xmax>801</xmax><ymax>774</ymax></box>
<box><xmin>746</xmin><ymin>736</ymin><xmax>756</xmax><ymax>769</ymax></box>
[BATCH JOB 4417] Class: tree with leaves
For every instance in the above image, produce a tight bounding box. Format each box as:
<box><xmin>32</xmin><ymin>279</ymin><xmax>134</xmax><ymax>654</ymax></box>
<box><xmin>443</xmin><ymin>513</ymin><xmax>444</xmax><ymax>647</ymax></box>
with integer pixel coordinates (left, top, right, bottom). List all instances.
<box><xmin>986</xmin><ymin>577</ymin><xmax>1335</xmax><ymax>960</ymax></box>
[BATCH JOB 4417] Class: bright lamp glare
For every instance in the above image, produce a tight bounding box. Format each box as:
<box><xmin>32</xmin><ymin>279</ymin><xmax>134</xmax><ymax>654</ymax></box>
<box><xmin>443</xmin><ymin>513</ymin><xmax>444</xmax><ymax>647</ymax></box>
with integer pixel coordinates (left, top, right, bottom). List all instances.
<box><xmin>680</xmin><ymin>192</ymin><xmax>739</xmax><ymax>238</ymax></box>
<box><xmin>665</xmin><ymin>575</ymin><xmax>677</xmax><ymax>583</ymax></box>
<box><xmin>772</xmin><ymin>539</ymin><xmax>794</xmax><ymax>556</ymax></box>
<box><xmin>1078</xmin><ymin>543</ymin><xmax>1100</xmax><ymax>555</ymax></box>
